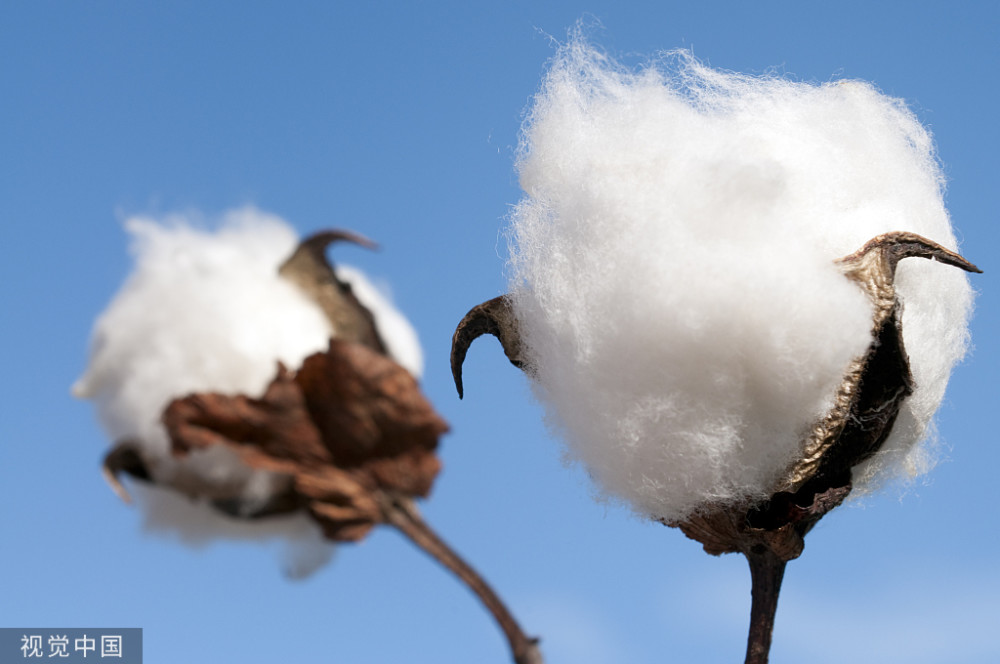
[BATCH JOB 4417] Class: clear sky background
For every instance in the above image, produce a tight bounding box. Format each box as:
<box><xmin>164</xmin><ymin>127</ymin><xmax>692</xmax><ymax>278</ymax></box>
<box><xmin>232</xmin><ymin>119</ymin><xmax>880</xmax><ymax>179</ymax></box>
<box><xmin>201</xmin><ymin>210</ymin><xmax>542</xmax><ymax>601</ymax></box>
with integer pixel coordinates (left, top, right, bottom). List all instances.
<box><xmin>1</xmin><ymin>2</ymin><xmax>998</xmax><ymax>663</ymax></box>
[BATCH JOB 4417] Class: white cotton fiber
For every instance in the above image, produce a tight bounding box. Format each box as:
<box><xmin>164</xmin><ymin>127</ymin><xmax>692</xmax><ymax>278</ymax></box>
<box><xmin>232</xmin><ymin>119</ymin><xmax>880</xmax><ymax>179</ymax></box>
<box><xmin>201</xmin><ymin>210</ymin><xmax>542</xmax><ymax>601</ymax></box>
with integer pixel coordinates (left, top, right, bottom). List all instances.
<box><xmin>508</xmin><ymin>39</ymin><xmax>974</xmax><ymax>522</ymax></box>
<box><xmin>74</xmin><ymin>207</ymin><xmax>423</xmax><ymax>575</ymax></box>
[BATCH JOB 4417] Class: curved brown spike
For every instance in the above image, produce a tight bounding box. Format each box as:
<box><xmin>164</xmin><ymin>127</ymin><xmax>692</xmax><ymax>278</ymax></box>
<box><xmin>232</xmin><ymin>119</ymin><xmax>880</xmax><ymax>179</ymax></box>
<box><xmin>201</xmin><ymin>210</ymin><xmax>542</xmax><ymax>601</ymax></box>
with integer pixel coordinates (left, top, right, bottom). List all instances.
<box><xmin>837</xmin><ymin>231</ymin><xmax>981</xmax><ymax>278</ymax></box>
<box><xmin>451</xmin><ymin>295</ymin><xmax>525</xmax><ymax>399</ymax></box>
<box><xmin>101</xmin><ymin>440</ymin><xmax>151</xmax><ymax>503</ymax></box>
<box><xmin>279</xmin><ymin>229</ymin><xmax>387</xmax><ymax>355</ymax></box>
<box><xmin>297</xmin><ymin>229</ymin><xmax>380</xmax><ymax>254</ymax></box>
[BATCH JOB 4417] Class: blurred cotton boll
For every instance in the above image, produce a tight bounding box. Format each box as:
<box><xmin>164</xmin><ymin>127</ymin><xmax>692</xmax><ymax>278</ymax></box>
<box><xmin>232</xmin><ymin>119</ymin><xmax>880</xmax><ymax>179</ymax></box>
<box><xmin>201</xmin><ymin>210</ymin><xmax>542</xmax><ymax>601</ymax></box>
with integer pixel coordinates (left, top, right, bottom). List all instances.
<box><xmin>74</xmin><ymin>207</ymin><xmax>423</xmax><ymax>577</ymax></box>
<box><xmin>507</xmin><ymin>39</ymin><xmax>974</xmax><ymax>522</ymax></box>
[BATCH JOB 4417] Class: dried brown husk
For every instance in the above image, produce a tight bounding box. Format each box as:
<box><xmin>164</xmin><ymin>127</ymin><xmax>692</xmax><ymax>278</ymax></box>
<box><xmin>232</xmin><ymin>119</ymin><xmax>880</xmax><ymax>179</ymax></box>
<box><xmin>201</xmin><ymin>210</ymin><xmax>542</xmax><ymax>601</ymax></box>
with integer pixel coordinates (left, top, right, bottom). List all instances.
<box><xmin>163</xmin><ymin>339</ymin><xmax>448</xmax><ymax>542</ymax></box>
<box><xmin>676</xmin><ymin>233</ymin><xmax>980</xmax><ymax>560</ymax></box>
<box><xmin>451</xmin><ymin>295</ymin><xmax>525</xmax><ymax>399</ymax></box>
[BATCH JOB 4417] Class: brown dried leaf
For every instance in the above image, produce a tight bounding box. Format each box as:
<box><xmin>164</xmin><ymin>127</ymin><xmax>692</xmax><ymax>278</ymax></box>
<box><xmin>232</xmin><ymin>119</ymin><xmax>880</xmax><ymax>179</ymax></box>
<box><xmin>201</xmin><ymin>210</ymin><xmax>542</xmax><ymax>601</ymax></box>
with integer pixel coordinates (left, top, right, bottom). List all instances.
<box><xmin>162</xmin><ymin>340</ymin><xmax>449</xmax><ymax>542</ymax></box>
<box><xmin>167</xmin><ymin>364</ymin><xmax>331</xmax><ymax>472</ymax></box>
<box><xmin>296</xmin><ymin>466</ymin><xmax>382</xmax><ymax>542</ymax></box>
<box><xmin>295</xmin><ymin>339</ymin><xmax>448</xmax><ymax>497</ymax></box>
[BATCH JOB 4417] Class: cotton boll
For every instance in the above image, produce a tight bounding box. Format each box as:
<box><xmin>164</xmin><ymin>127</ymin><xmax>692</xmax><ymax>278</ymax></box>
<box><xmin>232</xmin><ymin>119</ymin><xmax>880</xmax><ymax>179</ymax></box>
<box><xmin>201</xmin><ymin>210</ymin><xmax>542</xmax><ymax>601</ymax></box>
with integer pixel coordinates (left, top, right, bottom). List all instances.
<box><xmin>75</xmin><ymin>207</ymin><xmax>422</xmax><ymax>575</ymax></box>
<box><xmin>508</xmin><ymin>41</ymin><xmax>973</xmax><ymax>522</ymax></box>
<box><xmin>74</xmin><ymin>208</ymin><xmax>335</xmax><ymax>571</ymax></box>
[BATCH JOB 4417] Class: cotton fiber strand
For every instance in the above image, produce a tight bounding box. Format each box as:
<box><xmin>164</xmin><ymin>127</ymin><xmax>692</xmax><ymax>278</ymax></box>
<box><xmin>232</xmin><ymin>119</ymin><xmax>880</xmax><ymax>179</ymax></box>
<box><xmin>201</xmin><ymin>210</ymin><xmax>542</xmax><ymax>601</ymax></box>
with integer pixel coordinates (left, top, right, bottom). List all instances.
<box><xmin>75</xmin><ymin>207</ymin><xmax>423</xmax><ymax>576</ymax></box>
<box><xmin>508</xmin><ymin>40</ymin><xmax>974</xmax><ymax>522</ymax></box>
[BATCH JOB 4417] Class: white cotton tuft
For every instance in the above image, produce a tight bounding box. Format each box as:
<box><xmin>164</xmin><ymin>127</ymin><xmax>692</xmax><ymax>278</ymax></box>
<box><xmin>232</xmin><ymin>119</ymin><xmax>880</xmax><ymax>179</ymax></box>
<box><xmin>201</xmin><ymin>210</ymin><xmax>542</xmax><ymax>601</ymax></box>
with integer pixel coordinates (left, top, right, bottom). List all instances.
<box><xmin>508</xmin><ymin>39</ymin><xmax>974</xmax><ymax>522</ymax></box>
<box><xmin>133</xmin><ymin>483</ymin><xmax>335</xmax><ymax>579</ymax></box>
<box><xmin>75</xmin><ymin>206</ymin><xmax>422</xmax><ymax>575</ymax></box>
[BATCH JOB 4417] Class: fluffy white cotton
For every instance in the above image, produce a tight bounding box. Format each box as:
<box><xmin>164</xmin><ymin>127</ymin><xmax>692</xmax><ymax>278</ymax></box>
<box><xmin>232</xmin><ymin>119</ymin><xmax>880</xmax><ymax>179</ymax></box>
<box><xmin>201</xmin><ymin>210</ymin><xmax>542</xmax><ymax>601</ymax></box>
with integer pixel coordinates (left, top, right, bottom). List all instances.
<box><xmin>75</xmin><ymin>207</ymin><xmax>423</xmax><ymax>575</ymax></box>
<box><xmin>508</xmin><ymin>39</ymin><xmax>974</xmax><ymax>522</ymax></box>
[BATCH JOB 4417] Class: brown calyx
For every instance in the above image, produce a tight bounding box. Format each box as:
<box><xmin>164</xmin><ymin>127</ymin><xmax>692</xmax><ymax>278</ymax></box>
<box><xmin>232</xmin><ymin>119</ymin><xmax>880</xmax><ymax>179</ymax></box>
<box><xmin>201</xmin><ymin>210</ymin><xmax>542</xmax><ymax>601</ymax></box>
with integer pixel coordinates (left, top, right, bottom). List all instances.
<box><xmin>163</xmin><ymin>339</ymin><xmax>448</xmax><ymax>542</ymax></box>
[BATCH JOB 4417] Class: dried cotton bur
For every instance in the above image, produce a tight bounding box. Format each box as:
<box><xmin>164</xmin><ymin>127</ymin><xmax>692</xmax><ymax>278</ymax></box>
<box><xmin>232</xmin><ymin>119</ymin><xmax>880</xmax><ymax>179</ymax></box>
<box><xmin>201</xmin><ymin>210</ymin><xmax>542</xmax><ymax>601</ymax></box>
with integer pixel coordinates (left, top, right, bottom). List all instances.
<box><xmin>452</xmin><ymin>39</ymin><xmax>981</xmax><ymax>663</ymax></box>
<box><xmin>76</xmin><ymin>209</ymin><xmax>542</xmax><ymax>664</ymax></box>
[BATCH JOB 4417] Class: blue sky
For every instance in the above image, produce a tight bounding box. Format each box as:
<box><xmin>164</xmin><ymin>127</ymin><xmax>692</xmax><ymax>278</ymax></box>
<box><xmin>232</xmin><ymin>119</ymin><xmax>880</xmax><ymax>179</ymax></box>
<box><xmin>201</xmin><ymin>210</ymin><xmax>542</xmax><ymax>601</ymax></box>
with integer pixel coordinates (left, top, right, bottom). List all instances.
<box><xmin>1</xmin><ymin>2</ymin><xmax>998</xmax><ymax>663</ymax></box>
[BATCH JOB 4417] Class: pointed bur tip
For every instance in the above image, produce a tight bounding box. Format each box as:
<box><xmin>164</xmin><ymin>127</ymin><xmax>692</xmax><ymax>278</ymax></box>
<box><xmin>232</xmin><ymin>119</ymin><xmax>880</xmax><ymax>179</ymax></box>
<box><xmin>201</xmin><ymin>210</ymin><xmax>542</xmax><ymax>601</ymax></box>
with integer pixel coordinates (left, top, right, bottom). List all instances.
<box><xmin>300</xmin><ymin>229</ymin><xmax>379</xmax><ymax>254</ymax></box>
<box><xmin>450</xmin><ymin>295</ymin><xmax>525</xmax><ymax>400</ymax></box>
<box><xmin>839</xmin><ymin>231</ymin><xmax>982</xmax><ymax>275</ymax></box>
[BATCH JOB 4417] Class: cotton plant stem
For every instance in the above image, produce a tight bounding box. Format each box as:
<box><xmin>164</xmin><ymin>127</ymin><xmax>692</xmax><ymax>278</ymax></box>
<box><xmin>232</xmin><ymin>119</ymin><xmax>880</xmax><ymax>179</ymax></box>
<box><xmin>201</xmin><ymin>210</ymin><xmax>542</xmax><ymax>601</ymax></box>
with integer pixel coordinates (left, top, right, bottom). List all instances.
<box><xmin>380</xmin><ymin>493</ymin><xmax>544</xmax><ymax>664</ymax></box>
<box><xmin>743</xmin><ymin>549</ymin><xmax>787</xmax><ymax>664</ymax></box>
